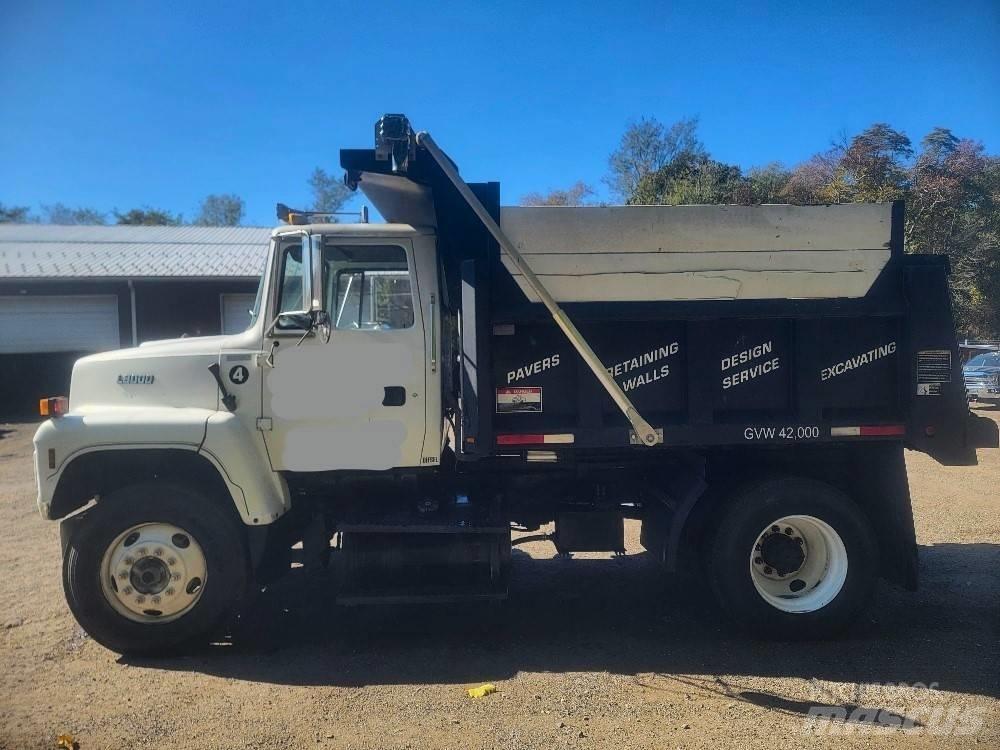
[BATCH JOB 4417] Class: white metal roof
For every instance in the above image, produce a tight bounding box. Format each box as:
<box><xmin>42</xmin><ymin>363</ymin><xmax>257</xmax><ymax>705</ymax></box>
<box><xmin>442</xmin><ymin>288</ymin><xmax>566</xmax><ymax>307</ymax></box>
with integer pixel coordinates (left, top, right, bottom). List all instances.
<box><xmin>0</xmin><ymin>224</ymin><xmax>273</xmax><ymax>280</ymax></box>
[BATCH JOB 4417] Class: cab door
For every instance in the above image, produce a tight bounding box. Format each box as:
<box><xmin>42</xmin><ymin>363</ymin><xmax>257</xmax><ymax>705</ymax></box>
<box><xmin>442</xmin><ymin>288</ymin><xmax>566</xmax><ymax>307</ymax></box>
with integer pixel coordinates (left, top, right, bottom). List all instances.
<box><xmin>260</xmin><ymin>234</ymin><xmax>436</xmax><ymax>472</ymax></box>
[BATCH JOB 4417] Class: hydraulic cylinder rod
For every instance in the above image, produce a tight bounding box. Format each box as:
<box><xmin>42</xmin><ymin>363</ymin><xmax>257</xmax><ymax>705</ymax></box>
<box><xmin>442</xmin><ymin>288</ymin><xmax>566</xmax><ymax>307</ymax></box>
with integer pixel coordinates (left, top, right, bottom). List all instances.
<box><xmin>415</xmin><ymin>130</ymin><xmax>661</xmax><ymax>446</ymax></box>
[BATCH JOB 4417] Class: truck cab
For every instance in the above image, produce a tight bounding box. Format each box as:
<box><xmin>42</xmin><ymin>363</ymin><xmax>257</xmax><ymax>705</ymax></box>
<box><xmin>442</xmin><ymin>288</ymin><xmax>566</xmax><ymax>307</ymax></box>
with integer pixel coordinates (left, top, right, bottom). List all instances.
<box><xmin>232</xmin><ymin>223</ymin><xmax>442</xmax><ymax>473</ymax></box>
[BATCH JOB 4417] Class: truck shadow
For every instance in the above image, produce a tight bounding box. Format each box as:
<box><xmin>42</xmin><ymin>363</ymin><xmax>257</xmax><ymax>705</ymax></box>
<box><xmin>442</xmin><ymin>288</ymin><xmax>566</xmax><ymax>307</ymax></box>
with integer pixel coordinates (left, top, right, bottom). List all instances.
<box><xmin>124</xmin><ymin>542</ymin><xmax>1000</xmax><ymax>702</ymax></box>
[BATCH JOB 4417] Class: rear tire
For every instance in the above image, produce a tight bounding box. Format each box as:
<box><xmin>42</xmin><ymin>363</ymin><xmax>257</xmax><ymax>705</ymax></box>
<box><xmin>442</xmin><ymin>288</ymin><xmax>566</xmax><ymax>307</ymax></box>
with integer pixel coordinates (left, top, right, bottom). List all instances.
<box><xmin>708</xmin><ymin>478</ymin><xmax>878</xmax><ymax>639</ymax></box>
<box><xmin>63</xmin><ymin>483</ymin><xmax>248</xmax><ymax>655</ymax></box>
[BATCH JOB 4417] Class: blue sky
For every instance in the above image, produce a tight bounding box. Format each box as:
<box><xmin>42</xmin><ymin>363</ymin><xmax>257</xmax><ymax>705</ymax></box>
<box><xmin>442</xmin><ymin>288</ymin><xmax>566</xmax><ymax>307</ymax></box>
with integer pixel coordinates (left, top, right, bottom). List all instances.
<box><xmin>2</xmin><ymin>0</ymin><xmax>998</xmax><ymax>226</ymax></box>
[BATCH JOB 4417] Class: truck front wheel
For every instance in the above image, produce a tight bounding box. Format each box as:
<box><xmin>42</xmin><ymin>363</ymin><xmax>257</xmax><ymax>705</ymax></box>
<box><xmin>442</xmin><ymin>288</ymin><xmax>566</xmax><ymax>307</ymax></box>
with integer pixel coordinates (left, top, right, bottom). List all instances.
<box><xmin>62</xmin><ymin>483</ymin><xmax>248</xmax><ymax>655</ymax></box>
<box><xmin>708</xmin><ymin>478</ymin><xmax>878</xmax><ymax>639</ymax></box>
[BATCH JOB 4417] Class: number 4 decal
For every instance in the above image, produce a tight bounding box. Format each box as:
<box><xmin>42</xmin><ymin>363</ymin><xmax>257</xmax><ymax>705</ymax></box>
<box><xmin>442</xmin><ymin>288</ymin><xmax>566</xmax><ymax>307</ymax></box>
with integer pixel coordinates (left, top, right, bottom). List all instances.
<box><xmin>228</xmin><ymin>365</ymin><xmax>249</xmax><ymax>385</ymax></box>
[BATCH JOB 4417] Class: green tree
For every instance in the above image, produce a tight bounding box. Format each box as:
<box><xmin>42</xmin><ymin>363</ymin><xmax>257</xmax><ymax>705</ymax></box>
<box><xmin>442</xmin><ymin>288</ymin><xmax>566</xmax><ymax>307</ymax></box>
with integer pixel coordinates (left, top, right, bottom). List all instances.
<box><xmin>631</xmin><ymin>154</ymin><xmax>742</xmax><ymax>205</ymax></box>
<box><xmin>41</xmin><ymin>203</ymin><xmax>107</xmax><ymax>225</ymax></box>
<box><xmin>606</xmin><ymin>116</ymin><xmax>705</xmax><ymax>200</ymax></box>
<box><xmin>308</xmin><ymin>168</ymin><xmax>352</xmax><ymax>215</ymax></box>
<box><xmin>113</xmin><ymin>207</ymin><xmax>182</xmax><ymax>226</ymax></box>
<box><xmin>0</xmin><ymin>203</ymin><xmax>33</xmax><ymax>222</ymax></box>
<box><xmin>521</xmin><ymin>181</ymin><xmax>595</xmax><ymax>206</ymax></box>
<box><xmin>195</xmin><ymin>194</ymin><xmax>245</xmax><ymax>226</ymax></box>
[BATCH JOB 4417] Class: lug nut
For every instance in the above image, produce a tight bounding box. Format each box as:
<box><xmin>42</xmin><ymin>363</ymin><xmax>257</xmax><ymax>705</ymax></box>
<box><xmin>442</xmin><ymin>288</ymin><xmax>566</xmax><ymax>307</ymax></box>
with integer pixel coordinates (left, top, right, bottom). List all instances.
<box><xmin>771</xmin><ymin>525</ymin><xmax>779</xmax><ymax>533</ymax></box>
<box><xmin>154</xmin><ymin>548</ymin><xmax>164</xmax><ymax>557</ymax></box>
<box><xmin>124</xmin><ymin>557</ymin><xmax>134</xmax><ymax>566</ymax></box>
<box><xmin>784</xmin><ymin>527</ymin><xmax>793</xmax><ymax>535</ymax></box>
<box><xmin>754</xmin><ymin>557</ymin><xmax>763</xmax><ymax>565</ymax></box>
<box><xmin>118</xmin><ymin>571</ymin><xmax>129</xmax><ymax>580</ymax></box>
<box><xmin>137</xmin><ymin>548</ymin><xmax>148</xmax><ymax>556</ymax></box>
<box><xmin>152</xmin><ymin>595</ymin><xmax>161</xmax><ymax>604</ymax></box>
<box><xmin>763</xmin><ymin>566</ymin><xmax>773</xmax><ymax>575</ymax></box>
<box><xmin>172</xmin><ymin>572</ymin><xmax>181</xmax><ymax>581</ymax></box>
<box><xmin>123</xmin><ymin>586</ymin><xmax>133</xmax><ymax>595</ymax></box>
<box><xmin>135</xmin><ymin>596</ymin><xmax>146</xmax><ymax>604</ymax></box>
<box><xmin>167</xmin><ymin>557</ymin><xmax>176</xmax><ymax>566</ymax></box>
<box><xmin>166</xmin><ymin>588</ymin><xmax>175</xmax><ymax>596</ymax></box>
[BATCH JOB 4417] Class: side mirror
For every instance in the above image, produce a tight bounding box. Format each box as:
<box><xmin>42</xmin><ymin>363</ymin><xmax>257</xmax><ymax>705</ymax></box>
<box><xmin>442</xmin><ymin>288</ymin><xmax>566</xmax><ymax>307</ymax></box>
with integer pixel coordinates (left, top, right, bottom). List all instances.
<box><xmin>276</xmin><ymin>311</ymin><xmax>314</xmax><ymax>331</ymax></box>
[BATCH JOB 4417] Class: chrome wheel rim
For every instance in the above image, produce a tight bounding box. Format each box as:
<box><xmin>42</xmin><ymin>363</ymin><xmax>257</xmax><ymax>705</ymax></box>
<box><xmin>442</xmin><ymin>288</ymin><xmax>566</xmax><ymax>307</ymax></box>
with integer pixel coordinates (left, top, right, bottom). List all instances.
<box><xmin>99</xmin><ymin>522</ymin><xmax>207</xmax><ymax>623</ymax></box>
<box><xmin>749</xmin><ymin>514</ymin><xmax>848</xmax><ymax>613</ymax></box>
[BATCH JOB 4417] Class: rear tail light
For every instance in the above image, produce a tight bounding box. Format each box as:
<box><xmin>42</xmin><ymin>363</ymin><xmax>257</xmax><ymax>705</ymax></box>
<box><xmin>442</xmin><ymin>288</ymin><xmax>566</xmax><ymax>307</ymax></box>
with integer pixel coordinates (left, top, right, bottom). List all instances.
<box><xmin>39</xmin><ymin>396</ymin><xmax>69</xmax><ymax>417</ymax></box>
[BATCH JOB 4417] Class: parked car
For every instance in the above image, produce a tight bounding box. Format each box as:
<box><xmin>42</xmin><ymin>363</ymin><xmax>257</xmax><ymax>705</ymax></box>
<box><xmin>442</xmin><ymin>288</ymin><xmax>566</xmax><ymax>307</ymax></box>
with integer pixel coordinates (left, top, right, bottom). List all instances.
<box><xmin>964</xmin><ymin>351</ymin><xmax>1000</xmax><ymax>403</ymax></box>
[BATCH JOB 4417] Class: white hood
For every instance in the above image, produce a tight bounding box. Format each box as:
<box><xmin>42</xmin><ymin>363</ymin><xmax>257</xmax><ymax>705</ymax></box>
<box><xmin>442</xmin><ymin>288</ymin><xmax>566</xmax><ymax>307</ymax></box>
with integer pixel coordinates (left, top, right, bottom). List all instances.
<box><xmin>70</xmin><ymin>335</ymin><xmax>229</xmax><ymax>412</ymax></box>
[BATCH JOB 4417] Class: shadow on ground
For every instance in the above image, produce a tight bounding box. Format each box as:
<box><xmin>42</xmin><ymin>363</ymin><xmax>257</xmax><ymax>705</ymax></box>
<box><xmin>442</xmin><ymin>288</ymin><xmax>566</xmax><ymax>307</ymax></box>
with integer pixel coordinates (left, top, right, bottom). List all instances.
<box><xmin>124</xmin><ymin>542</ymin><xmax>1000</xmax><ymax>701</ymax></box>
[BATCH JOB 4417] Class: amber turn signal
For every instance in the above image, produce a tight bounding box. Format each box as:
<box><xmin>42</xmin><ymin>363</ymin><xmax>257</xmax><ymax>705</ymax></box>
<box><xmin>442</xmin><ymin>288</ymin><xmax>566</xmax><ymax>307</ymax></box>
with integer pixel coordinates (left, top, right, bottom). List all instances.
<box><xmin>39</xmin><ymin>396</ymin><xmax>69</xmax><ymax>417</ymax></box>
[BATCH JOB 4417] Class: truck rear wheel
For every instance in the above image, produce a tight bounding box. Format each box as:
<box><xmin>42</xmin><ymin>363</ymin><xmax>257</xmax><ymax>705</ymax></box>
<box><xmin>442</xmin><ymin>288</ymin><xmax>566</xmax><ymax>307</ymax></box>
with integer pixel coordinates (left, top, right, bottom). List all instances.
<box><xmin>62</xmin><ymin>483</ymin><xmax>248</xmax><ymax>655</ymax></box>
<box><xmin>708</xmin><ymin>478</ymin><xmax>877</xmax><ymax>639</ymax></box>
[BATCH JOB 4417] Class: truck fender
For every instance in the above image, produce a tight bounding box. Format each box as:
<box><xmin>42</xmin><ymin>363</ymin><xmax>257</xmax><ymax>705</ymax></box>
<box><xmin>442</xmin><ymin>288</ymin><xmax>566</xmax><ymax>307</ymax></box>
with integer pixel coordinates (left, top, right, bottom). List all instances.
<box><xmin>199</xmin><ymin>411</ymin><xmax>291</xmax><ymax>526</ymax></box>
<box><xmin>34</xmin><ymin>407</ymin><xmax>214</xmax><ymax>520</ymax></box>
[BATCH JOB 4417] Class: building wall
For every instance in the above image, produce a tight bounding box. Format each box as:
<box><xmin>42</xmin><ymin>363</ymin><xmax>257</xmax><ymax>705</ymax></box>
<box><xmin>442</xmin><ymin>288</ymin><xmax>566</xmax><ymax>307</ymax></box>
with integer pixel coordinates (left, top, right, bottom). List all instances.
<box><xmin>0</xmin><ymin>278</ymin><xmax>258</xmax><ymax>415</ymax></box>
<box><xmin>133</xmin><ymin>280</ymin><xmax>257</xmax><ymax>343</ymax></box>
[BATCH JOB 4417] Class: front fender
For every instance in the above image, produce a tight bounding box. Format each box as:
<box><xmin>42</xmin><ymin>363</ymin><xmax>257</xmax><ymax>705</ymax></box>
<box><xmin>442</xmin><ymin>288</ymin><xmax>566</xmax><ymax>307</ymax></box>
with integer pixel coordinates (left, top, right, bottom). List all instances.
<box><xmin>33</xmin><ymin>407</ymin><xmax>290</xmax><ymax>527</ymax></box>
<box><xmin>33</xmin><ymin>407</ymin><xmax>213</xmax><ymax>520</ymax></box>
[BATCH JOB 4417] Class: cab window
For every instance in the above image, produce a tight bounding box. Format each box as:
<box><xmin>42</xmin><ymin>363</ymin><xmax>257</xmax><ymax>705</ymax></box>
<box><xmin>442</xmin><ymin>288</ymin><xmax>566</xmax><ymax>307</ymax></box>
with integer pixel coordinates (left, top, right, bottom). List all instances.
<box><xmin>323</xmin><ymin>244</ymin><xmax>414</xmax><ymax>330</ymax></box>
<box><xmin>275</xmin><ymin>241</ymin><xmax>305</xmax><ymax>329</ymax></box>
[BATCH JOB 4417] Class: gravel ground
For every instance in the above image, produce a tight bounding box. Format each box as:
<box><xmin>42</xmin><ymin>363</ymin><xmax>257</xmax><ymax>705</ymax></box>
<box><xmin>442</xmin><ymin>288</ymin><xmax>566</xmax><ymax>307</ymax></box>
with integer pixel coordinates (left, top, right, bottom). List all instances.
<box><xmin>1</xmin><ymin>411</ymin><xmax>998</xmax><ymax>749</ymax></box>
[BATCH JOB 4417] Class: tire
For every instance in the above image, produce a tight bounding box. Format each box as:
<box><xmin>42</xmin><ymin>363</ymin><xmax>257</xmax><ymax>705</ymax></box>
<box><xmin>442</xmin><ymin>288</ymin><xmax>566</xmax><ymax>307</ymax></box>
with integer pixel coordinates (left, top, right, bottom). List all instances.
<box><xmin>62</xmin><ymin>483</ymin><xmax>249</xmax><ymax>655</ymax></box>
<box><xmin>708</xmin><ymin>477</ymin><xmax>878</xmax><ymax>639</ymax></box>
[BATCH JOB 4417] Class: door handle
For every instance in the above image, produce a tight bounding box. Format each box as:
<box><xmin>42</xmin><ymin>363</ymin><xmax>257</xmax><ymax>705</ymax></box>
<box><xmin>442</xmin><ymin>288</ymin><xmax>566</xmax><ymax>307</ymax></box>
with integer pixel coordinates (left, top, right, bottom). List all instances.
<box><xmin>383</xmin><ymin>386</ymin><xmax>406</xmax><ymax>406</ymax></box>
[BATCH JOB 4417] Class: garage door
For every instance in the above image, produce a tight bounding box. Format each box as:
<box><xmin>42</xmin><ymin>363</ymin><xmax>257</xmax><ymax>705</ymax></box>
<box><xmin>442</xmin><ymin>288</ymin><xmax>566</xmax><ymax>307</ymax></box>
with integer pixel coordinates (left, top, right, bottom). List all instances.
<box><xmin>0</xmin><ymin>295</ymin><xmax>121</xmax><ymax>353</ymax></box>
<box><xmin>221</xmin><ymin>293</ymin><xmax>257</xmax><ymax>335</ymax></box>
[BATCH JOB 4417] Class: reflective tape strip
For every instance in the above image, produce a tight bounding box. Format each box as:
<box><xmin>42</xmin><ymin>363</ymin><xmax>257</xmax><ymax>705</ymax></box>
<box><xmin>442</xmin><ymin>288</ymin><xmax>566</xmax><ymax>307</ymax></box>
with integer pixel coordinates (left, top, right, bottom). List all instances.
<box><xmin>831</xmin><ymin>425</ymin><xmax>905</xmax><ymax>437</ymax></box>
<box><xmin>496</xmin><ymin>433</ymin><xmax>575</xmax><ymax>446</ymax></box>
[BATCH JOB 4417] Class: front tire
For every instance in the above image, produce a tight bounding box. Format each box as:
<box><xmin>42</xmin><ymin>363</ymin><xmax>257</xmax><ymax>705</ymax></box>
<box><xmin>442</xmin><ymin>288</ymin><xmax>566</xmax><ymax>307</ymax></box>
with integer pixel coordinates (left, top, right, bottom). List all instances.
<box><xmin>63</xmin><ymin>483</ymin><xmax>248</xmax><ymax>655</ymax></box>
<box><xmin>708</xmin><ymin>478</ymin><xmax>878</xmax><ymax>639</ymax></box>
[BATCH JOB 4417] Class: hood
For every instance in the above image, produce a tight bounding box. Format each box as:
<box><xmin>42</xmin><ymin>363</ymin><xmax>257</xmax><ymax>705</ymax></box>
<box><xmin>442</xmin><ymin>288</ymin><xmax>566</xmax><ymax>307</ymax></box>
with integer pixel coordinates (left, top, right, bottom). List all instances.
<box><xmin>69</xmin><ymin>335</ymin><xmax>228</xmax><ymax>412</ymax></box>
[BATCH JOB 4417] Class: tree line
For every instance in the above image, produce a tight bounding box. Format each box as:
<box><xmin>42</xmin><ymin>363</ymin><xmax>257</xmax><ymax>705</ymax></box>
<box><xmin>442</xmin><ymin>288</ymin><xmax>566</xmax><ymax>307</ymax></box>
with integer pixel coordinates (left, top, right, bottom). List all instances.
<box><xmin>523</xmin><ymin>118</ymin><xmax>1000</xmax><ymax>338</ymax></box>
<box><xmin>4</xmin><ymin>123</ymin><xmax>997</xmax><ymax>336</ymax></box>
<box><xmin>0</xmin><ymin>167</ymin><xmax>351</xmax><ymax>228</ymax></box>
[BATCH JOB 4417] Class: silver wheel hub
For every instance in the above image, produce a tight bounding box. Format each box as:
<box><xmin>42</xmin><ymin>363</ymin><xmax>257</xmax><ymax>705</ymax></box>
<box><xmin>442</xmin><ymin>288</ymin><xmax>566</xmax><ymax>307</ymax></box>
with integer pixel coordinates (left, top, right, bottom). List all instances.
<box><xmin>749</xmin><ymin>515</ymin><xmax>848</xmax><ymax>614</ymax></box>
<box><xmin>100</xmin><ymin>522</ymin><xmax>207</xmax><ymax>622</ymax></box>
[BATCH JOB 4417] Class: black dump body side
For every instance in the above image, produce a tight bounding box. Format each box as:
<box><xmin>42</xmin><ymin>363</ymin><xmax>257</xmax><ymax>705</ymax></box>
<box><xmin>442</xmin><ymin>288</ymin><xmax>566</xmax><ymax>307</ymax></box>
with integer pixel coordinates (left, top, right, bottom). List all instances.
<box><xmin>341</xmin><ymin>147</ymin><xmax>997</xmax><ymax>467</ymax></box>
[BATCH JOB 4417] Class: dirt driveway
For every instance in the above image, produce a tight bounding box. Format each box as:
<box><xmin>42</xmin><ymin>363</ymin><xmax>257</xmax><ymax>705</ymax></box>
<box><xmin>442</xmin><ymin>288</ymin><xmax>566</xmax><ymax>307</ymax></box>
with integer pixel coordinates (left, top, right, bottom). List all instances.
<box><xmin>1</xmin><ymin>413</ymin><xmax>998</xmax><ymax>749</ymax></box>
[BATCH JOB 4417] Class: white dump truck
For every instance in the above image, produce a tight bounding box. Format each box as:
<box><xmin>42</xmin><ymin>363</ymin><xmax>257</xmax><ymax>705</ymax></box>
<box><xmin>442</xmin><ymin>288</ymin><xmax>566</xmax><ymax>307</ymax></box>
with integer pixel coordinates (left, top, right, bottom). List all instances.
<box><xmin>34</xmin><ymin>115</ymin><xmax>997</xmax><ymax>654</ymax></box>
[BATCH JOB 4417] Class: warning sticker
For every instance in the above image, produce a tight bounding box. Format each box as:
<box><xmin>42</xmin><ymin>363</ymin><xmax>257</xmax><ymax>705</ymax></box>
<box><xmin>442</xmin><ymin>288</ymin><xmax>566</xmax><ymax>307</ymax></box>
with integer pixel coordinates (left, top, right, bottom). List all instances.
<box><xmin>496</xmin><ymin>386</ymin><xmax>543</xmax><ymax>413</ymax></box>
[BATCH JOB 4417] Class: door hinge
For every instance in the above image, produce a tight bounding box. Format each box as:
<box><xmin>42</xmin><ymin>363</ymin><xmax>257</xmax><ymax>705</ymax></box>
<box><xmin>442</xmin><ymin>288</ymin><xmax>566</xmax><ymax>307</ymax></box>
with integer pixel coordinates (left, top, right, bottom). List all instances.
<box><xmin>256</xmin><ymin>417</ymin><xmax>272</xmax><ymax>432</ymax></box>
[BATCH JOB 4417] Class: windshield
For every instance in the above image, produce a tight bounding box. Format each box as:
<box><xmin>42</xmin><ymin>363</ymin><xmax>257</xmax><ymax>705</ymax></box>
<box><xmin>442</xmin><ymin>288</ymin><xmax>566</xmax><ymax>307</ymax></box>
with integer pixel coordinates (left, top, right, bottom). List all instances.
<box><xmin>966</xmin><ymin>353</ymin><xmax>1000</xmax><ymax>368</ymax></box>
